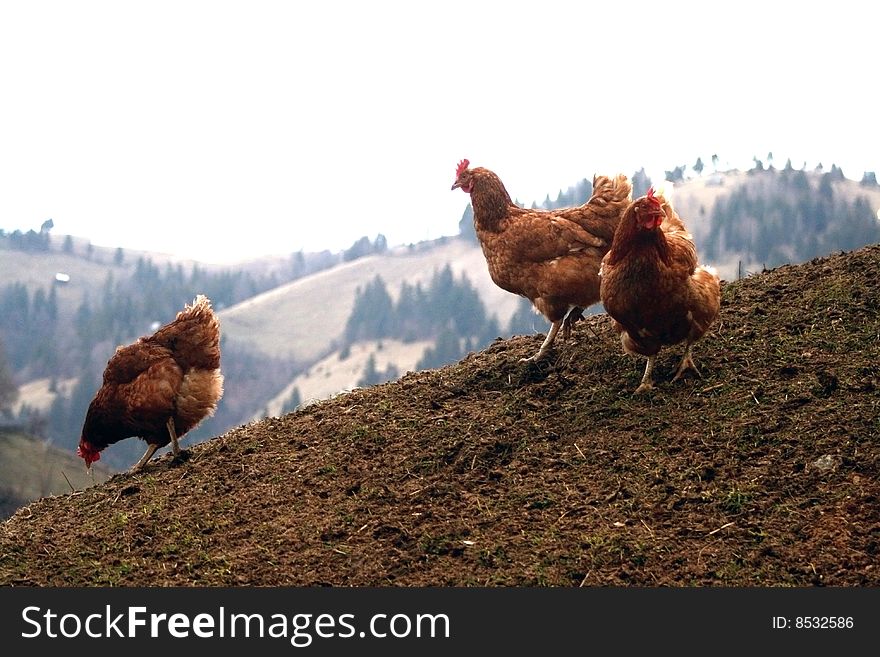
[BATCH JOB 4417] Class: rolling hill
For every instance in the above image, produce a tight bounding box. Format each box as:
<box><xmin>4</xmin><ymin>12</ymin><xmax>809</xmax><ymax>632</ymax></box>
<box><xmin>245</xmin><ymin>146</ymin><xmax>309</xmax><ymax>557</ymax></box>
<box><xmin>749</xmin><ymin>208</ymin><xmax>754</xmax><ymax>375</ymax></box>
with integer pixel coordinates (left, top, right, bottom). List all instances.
<box><xmin>258</xmin><ymin>338</ymin><xmax>434</xmax><ymax>418</ymax></box>
<box><xmin>216</xmin><ymin>169</ymin><xmax>880</xmax><ymax>365</ymax></box>
<box><xmin>217</xmin><ymin>237</ymin><xmax>522</xmax><ymax>363</ymax></box>
<box><xmin>0</xmin><ymin>429</ymin><xmax>110</xmax><ymax>520</ymax></box>
<box><xmin>0</xmin><ymin>234</ymin><xmax>302</xmax><ymax>324</ymax></box>
<box><xmin>1</xmin><ymin>243</ymin><xmax>877</xmax><ymax>586</ymax></box>
<box><xmin>670</xmin><ymin>170</ymin><xmax>880</xmax><ymax>277</ymax></box>
<box><xmin>7</xmin><ymin>169</ymin><xmax>879</xmax><ymax>413</ymax></box>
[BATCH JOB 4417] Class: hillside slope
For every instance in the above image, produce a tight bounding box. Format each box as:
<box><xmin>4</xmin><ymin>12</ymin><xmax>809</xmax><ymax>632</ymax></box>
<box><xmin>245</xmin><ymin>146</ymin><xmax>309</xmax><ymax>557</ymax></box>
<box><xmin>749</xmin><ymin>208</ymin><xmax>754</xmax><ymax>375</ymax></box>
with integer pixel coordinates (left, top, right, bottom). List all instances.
<box><xmin>217</xmin><ymin>238</ymin><xmax>522</xmax><ymax>362</ymax></box>
<box><xmin>1</xmin><ymin>244</ymin><xmax>878</xmax><ymax>587</ymax></box>
<box><xmin>0</xmin><ymin>430</ymin><xmax>110</xmax><ymax>520</ymax></box>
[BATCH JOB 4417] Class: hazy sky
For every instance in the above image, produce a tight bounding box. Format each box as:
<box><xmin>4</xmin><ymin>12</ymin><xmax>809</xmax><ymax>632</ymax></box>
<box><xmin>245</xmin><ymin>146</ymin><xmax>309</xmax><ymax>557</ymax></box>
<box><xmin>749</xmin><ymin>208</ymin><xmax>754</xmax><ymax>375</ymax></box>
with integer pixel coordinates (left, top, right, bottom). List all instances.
<box><xmin>1</xmin><ymin>1</ymin><xmax>877</xmax><ymax>263</ymax></box>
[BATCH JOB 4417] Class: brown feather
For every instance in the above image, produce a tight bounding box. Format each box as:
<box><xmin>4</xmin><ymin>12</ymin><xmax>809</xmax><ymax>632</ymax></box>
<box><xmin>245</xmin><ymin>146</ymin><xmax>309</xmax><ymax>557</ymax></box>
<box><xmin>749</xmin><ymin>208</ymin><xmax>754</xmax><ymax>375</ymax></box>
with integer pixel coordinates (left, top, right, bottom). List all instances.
<box><xmin>78</xmin><ymin>295</ymin><xmax>224</xmax><ymax>469</ymax></box>
<box><xmin>600</xmin><ymin>192</ymin><xmax>721</xmax><ymax>388</ymax></box>
<box><xmin>452</xmin><ymin>162</ymin><xmax>632</xmax><ymax>357</ymax></box>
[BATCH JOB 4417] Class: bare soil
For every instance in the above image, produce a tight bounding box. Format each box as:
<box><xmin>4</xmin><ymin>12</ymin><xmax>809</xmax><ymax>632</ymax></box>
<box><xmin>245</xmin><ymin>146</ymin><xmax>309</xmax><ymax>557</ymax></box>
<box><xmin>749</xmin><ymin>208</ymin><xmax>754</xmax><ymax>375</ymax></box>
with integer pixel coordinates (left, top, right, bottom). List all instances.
<box><xmin>1</xmin><ymin>245</ymin><xmax>878</xmax><ymax>586</ymax></box>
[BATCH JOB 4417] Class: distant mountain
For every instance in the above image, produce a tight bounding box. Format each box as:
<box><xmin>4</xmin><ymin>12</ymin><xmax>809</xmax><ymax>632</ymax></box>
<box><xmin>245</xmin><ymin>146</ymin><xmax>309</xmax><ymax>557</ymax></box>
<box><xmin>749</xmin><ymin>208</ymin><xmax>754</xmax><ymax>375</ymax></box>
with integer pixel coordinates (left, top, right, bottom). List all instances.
<box><xmin>257</xmin><ymin>338</ymin><xmax>434</xmax><ymax>419</ymax></box>
<box><xmin>0</xmin><ymin>233</ymin><xmax>309</xmax><ymax>338</ymax></box>
<box><xmin>218</xmin><ymin>237</ymin><xmax>522</xmax><ymax>364</ymax></box>
<box><xmin>667</xmin><ymin>169</ymin><xmax>880</xmax><ymax>279</ymax></box>
<box><xmin>4</xmin><ymin>166</ymin><xmax>880</xmax><ymax>489</ymax></box>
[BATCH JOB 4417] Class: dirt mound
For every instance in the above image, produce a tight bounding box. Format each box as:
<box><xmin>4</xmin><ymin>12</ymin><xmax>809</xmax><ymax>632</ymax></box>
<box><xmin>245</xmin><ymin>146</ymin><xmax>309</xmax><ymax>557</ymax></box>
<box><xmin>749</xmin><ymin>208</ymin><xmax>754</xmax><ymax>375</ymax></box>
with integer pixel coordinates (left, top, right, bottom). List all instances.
<box><xmin>2</xmin><ymin>245</ymin><xmax>878</xmax><ymax>586</ymax></box>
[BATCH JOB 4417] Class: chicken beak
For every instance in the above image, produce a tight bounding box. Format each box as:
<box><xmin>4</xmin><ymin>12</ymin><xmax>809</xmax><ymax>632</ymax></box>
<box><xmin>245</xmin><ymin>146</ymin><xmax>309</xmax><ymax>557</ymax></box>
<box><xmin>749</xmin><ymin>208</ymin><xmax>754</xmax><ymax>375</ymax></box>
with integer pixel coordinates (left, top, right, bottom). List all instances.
<box><xmin>451</xmin><ymin>181</ymin><xmax>461</xmax><ymax>191</ymax></box>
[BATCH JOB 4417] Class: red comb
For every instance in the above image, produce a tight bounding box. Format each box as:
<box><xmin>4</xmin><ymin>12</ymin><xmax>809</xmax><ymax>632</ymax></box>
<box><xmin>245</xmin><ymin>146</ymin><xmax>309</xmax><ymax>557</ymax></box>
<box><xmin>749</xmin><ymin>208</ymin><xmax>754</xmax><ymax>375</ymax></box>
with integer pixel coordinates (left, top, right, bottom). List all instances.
<box><xmin>646</xmin><ymin>186</ymin><xmax>661</xmax><ymax>206</ymax></box>
<box><xmin>456</xmin><ymin>159</ymin><xmax>470</xmax><ymax>177</ymax></box>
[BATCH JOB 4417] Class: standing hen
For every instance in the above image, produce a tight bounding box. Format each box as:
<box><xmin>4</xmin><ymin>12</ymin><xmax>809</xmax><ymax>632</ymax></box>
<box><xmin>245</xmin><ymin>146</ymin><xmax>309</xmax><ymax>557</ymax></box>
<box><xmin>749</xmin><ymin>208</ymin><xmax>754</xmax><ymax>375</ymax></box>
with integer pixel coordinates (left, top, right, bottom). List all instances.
<box><xmin>77</xmin><ymin>294</ymin><xmax>224</xmax><ymax>472</ymax></box>
<box><xmin>599</xmin><ymin>188</ymin><xmax>721</xmax><ymax>393</ymax></box>
<box><xmin>451</xmin><ymin>159</ymin><xmax>632</xmax><ymax>360</ymax></box>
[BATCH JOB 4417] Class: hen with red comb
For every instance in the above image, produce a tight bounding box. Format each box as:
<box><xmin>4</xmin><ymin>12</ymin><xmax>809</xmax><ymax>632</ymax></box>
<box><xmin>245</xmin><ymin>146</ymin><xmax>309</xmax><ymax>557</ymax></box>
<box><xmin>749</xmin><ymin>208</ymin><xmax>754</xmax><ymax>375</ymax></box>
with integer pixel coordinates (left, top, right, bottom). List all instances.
<box><xmin>78</xmin><ymin>294</ymin><xmax>224</xmax><ymax>472</ymax></box>
<box><xmin>599</xmin><ymin>188</ymin><xmax>721</xmax><ymax>392</ymax></box>
<box><xmin>452</xmin><ymin>159</ymin><xmax>632</xmax><ymax>361</ymax></box>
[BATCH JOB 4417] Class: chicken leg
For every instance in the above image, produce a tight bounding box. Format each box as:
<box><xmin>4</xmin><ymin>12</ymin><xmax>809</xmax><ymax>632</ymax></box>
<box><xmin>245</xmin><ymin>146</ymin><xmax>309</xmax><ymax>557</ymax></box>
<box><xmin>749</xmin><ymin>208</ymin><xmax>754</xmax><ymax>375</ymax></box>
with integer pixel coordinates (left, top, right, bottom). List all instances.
<box><xmin>130</xmin><ymin>443</ymin><xmax>160</xmax><ymax>472</ymax></box>
<box><xmin>520</xmin><ymin>320</ymin><xmax>561</xmax><ymax>362</ymax></box>
<box><xmin>561</xmin><ymin>307</ymin><xmax>584</xmax><ymax>341</ymax></box>
<box><xmin>166</xmin><ymin>417</ymin><xmax>181</xmax><ymax>456</ymax></box>
<box><xmin>129</xmin><ymin>418</ymin><xmax>181</xmax><ymax>473</ymax></box>
<box><xmin>634</xmin><ymin>356</ymin><xmax>656</xmax><ymax>394</ymax></box>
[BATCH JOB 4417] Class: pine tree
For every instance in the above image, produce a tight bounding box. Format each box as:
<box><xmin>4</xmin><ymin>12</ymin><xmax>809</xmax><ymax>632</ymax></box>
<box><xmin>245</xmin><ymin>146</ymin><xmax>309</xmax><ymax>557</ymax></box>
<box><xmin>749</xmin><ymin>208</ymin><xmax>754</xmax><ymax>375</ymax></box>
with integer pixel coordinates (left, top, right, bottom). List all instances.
<box><xmin>344</xmin><ymin>275</ymin><xmax>394</xmax><ymax>344</ymax></box>
<box><xmin>394</xmin><ymin>280</ymin><xmax>428</xmax><ymax>341</ymax></box>
<box><xmin>416</xmin><ymin>329</ymin><xmax>464</xmax><ymax>370</ymax></box>
<box><xmin>280</xmin><ymin>387</ymin><xmax>303</xmax><ymax>414</ymax></box>
<box><xmin>631</xmin><ymin>168</ymin><xmax>653</xmax><ymax>199</ymax></box>
<box><xmin>507</xmin><ymin>297</ymin><xmax>540</xmax><ymax>336</ymax></box>
<box><xmin>358</xmin><ymin>354</ymin><xmax>381</xmax><ymax>387</ymax></box>
<box><xmin>458</xmin><ymin>204</ymin><xmax>477</xmax><ymax>243</ymax></box>
<box><xmin>818</xmin><ymin>173</ymin><xmax>834</xmax><ymax>200</ymax></box>
<box><xmin>343</xmin><ymin>236</ymin><xmax>373</xmax><ymax>262</ymax></box>
<box><xmin>476</xmin><ymin>315</ymin><xmax>502</xmax><ymax>351</ymax></box>
<box><xmin>291</xmin><ymin>250</ymin><xmax>306</xmax><ymax>278</ymax></box>
<box><xmin>665</xmin><ymin>165</ymin><xmax>686</xmax><ymax>182</ymax></box>
<box><xmin>0</xmin><ymin>337</ymin><xmax>18</xmax><ymax>416</ymax></box>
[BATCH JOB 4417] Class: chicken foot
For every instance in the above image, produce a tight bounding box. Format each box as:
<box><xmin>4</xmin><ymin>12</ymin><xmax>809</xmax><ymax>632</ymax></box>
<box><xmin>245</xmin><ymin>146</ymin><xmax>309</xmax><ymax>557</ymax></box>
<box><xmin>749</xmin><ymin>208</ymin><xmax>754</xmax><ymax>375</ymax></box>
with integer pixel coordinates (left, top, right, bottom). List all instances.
<box><xmin>672</xmin><ymin>345</ymin><xmax>701</xmax><ymax>381</ymax></box>
<box><xmin>520</xmin><ymin>320</ymin><xmax>561</xmax><ymax>362</ymax></box>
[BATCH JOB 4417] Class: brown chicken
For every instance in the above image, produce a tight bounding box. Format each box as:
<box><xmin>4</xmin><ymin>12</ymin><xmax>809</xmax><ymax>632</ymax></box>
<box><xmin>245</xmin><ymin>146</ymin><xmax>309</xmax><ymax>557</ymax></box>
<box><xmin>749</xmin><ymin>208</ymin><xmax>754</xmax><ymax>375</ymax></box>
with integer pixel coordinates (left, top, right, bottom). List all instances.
<box><xmin>451</xmin><ymin>159</ymin><xmax>632</xmax><ymax>360</ymax></box>
<box><xmin>599</xmin><ymin>187</ymin><xmax>721</xmax><ymax>393</ymax></box>
<box><xmin>77</xmin><ymin>294</ymin><xmax>224</xmax><ymax>472</ymax></box>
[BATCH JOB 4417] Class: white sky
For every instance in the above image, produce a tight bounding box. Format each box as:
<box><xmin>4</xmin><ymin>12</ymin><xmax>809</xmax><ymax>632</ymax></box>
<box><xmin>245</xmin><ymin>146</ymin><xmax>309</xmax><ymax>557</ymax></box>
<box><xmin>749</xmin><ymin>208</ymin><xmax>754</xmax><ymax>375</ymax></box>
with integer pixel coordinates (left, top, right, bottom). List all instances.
<box><xmin>1</xmin><ymin>1</ymin><xmax>877</xmax><ymax>263</ymax></box>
